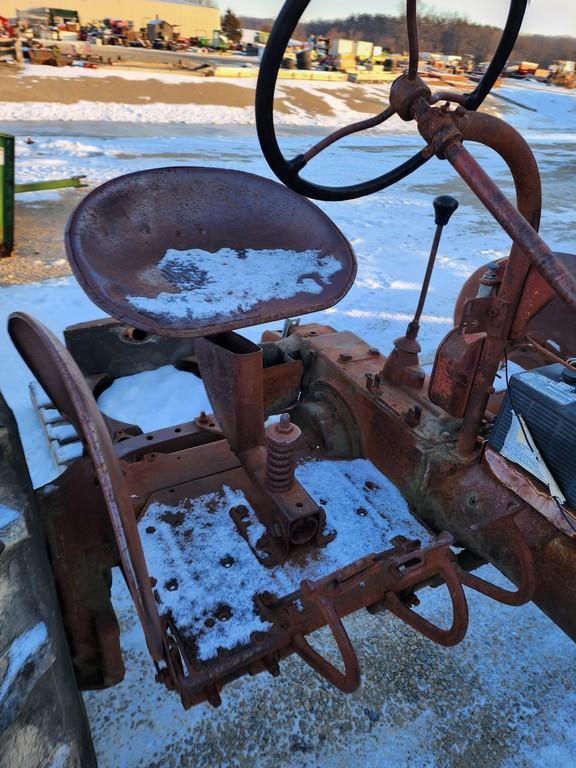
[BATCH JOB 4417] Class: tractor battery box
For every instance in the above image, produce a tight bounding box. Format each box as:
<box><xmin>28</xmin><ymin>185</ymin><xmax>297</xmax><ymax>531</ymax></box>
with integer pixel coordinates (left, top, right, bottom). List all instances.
<box><xmin>489</xmin><ymin>364</ymin><xmax>576</xmax><ymax>508</ymax></box>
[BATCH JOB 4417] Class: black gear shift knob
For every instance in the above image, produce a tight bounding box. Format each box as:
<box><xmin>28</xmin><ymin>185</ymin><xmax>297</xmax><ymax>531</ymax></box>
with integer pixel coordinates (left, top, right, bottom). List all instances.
<box><xmin>433</xmin><ymin>195</ymin><xmax>459</xmax><ymax>226</ymax></box>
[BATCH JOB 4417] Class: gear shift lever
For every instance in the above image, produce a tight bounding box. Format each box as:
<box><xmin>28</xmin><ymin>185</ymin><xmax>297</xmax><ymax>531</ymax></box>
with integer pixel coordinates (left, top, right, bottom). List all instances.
<box><xmin>382</xmin><ymin>195</ymin><xmax>459</xmax><ymax>388</ymax></box>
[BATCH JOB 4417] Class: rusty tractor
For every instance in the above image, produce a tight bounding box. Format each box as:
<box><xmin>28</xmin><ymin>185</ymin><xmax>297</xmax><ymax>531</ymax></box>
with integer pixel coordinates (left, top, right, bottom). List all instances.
<box><xmin>3</xmin><ymin>0</ymin><xmax>576</xmax><ymax>723</ymax></box>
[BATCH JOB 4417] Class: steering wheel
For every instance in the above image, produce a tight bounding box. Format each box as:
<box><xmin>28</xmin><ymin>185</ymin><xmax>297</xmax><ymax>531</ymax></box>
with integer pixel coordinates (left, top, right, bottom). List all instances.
<box><xmin>256</xmin><ymin>0</ymin><xmax>528</xmax><ymax>201</ymax></box>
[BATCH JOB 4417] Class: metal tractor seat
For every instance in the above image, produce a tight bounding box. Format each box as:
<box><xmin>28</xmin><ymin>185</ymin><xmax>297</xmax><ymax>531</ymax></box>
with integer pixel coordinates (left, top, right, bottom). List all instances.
<box><xmin>65</xmin><ymin>167</ymin><xmax>357</xmax><ymax>338</ymax></box>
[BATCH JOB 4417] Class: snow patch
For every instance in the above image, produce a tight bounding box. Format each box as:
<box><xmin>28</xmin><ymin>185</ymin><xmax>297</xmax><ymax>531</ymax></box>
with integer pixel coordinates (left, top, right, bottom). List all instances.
<box><xmin>0</xmin><ymin>504</ymin><xmax>18</xmax><ymax>530</ymax></box>
<box><xmin>54</xmin><ymin>442</ymin><xmax>83</xmax><ymax>463</ymax></box>
<box><xmin>0</xmin><ymin>623</ymin><xmax>49</xmax><ymax>704</ymax></box>
<box><xmin>325</xmin><ymin>307</ymin><xmax>453</xmax><ymax>325</ymax></box>
<box><xmin>389</xmin><ymin>280</ymin><xmax>423</xmax><ymax>290</ymax></box>
<box><xmin>98</xmin><ymin>365</ymin><xmax>212</xmax><ymax>434</ymax></box>
<box><xmin>0</xmin><ymin>100</ymin><xmax>257</xmax><ymax>126</ymax></box>
<box><xmin>127</xmin><ymin>247</ymin><xmax>342</xmax><ymax>323</ymax></box>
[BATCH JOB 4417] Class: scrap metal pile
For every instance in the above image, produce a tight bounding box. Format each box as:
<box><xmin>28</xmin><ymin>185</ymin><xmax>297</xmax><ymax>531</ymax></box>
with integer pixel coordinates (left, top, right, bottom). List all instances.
<box><xmin>7</xmin><ymin>0</ymin><xmax>576</xmax><ymax>710</ymax></box>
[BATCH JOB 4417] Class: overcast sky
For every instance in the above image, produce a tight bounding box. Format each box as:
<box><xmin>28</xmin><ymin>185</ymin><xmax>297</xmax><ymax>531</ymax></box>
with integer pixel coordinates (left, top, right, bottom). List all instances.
<box><xmin>236</xmin><ymin>0</ymin><xmax>576</xmax><ymax>37</ymax></box>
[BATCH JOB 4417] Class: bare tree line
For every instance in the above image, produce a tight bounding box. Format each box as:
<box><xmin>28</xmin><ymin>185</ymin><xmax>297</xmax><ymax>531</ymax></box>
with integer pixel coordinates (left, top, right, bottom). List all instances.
<box><xmin>240</xmin><ymin>12</ymin><xmax>576</xmax><ymax>67</ymax></box>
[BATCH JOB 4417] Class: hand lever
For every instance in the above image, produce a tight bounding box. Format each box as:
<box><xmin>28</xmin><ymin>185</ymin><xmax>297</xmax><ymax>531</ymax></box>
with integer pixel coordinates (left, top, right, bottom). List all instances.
<box><xmin>382</xmin><ymin>195</ymin><xmax>458</xmax><ymax>388</ymax></box>
<box><xmin>434</xmin><ymin>194</ymin><xmax>459</xmax><ymax>226</ymax></box>
<box><xmin>407</xmin><ymin>195</ymin><xmax>459</xmax><ymax>340</ymax></box>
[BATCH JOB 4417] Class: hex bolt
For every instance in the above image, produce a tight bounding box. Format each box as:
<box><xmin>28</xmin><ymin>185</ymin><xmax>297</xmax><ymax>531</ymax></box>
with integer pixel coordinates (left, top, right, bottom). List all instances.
<box><xmin>277</xmin><ymin>412</ymin><xmax>292</xmax><ymax>432</ymax></box>
<box><xmin>477</xmin><ymin>262</ymin><xmax>501</xmax><ymax>298</ymax></box>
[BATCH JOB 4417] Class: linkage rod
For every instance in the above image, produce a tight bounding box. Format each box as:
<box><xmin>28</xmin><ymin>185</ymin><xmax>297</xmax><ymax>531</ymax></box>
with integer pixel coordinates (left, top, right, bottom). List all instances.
<box><xmin>290</xmin><ymin>106</ymin><xmax>396</xmax><ymax>172</ymax></box>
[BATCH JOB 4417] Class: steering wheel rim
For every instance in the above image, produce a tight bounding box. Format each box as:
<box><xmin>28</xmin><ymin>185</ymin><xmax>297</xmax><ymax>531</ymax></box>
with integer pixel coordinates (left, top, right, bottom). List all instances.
<box><xmin>256</xmin><ymin>0</ymin><xmax>528</xmax><ymax>201</ymax></box>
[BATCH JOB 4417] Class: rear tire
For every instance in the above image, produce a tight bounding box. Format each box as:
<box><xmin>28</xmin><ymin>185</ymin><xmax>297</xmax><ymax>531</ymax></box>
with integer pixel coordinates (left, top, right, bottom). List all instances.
<box><xmin>0</xmin><ymin>392</ymin><xmax>96</xmax><ymax>768</ymax></box>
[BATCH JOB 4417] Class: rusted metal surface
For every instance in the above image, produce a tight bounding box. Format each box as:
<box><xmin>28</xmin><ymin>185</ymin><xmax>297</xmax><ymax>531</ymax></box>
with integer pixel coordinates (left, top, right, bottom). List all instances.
<box><xmin>65</xmin><ymin>168</ymin><xmax>357</xmax><ymax>338</ymax></box>
<box><xmin>383</xmin><ymin>195</ymin><xmax>459</xmax><ymax>386</ymax></box>
<box><xmin>123</xmin><ymin>437</ymin><xmax>241</xmax><ymax>515</ymax></box>
<box><xmin>484</xmin><ymin>447</ymin><xmax>576</xmax><ymax>538</ymax></box>
<box><xmin>63</xmin><ymin>317</ymin><xmax>200</xmax><ymax>379</ymax></box>
<box><xmin>242</xmin><ymin>444</ymin><xmax>328</xmax><ymax>558</ymax></box>
<box><xmin>196</xmin><ymin>333</ymin><xmax>265</xmax><ymax>454</ymax></box>
<box><xmin>265</xmin><ymin>414</ymin><xmax>301</xmax><ymax>493</ymax></box>
<box><xmin>456</xmin><ymin>508</ymin><xmax>536</xmax><ymax>606</ymax></box>
<box><xmin>442</xmin><ymin>142</ymin><xmax>569</xmax><ymax>450</ymax></box>
<box><xmin>147</xmin><ymin>515</ymin><xmax>471</xmax><ymax>705</ymax></box>
<box><xmin>195</xmin><ymin>330</ymin><xmax>325</xmax><ymax>556</ymax></box>
<box><xmin>17</xmin><ymin>304</ymin><xmax>576</xmax><ymax>710</ymax></box>
<box><xmin>290</xmin><ymin>535</ymin><xmax>466</xmax><ymax>691</ymax></box>
<box><xmin>14</xmin><ymin>307</ymin><xmax>551</xmax><ymax>709</ymax></box>
<box><xmin>511</xmin><ymin>256</ymin><xmax>576</xmax><ymax>346</ymax></box>
<box><xmin>428</xmin><ymin>330</ymin><xmax>486</xmax><ymax>417</ymax></box>
<box><xmin>262</xmin><ymin>358</ymin><xmax>303</xmax><ymax>414</ymax></box>
<box><xmin>8</xmin><ymin>313</ymin><xmax>166</xmax><ymax>665</ymax></box>
<box><xmin>458</xmin><ymin>110</ymin><xmax>542</xmax><ymax>230</ymax></box>
<box><xmin>381</xmin><ymin>334</ymin><xmax>425</xmax><ymax>389</ymax></box>
<box><xmin>291</xmin><ymin>324</ymin><xmax>576</xmax><ymax>638</ymax></box>
<box><xmin>454</xmin><ymin>255</ymin><xmax>576</xmax><ymax>366</ymax></box>
<box><xmin>416</xmin><ymin>106</ymin><xmax>541</xmax><ymax>451</ymax></box>
<box><xmin>63</xmin><ymin>315</ymin><xmax>305</xmax><ymax>425</ymax></box>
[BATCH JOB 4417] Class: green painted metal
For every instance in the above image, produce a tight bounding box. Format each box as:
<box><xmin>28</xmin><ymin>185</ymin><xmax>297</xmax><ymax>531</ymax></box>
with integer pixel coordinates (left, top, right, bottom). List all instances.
<box><xmin>0</xmin><ymin>131</ymin><xmax>88</xmax><ymax>258</ymax></box>
<box><xmin>15</xmin><ymin>176</ymin><xmax>87</xmax><ymax>193</ymax></box>
<box><xmin>0</xmin><ymin>134</ymin><xmax>15</xmax><ymax>258</ymax></box>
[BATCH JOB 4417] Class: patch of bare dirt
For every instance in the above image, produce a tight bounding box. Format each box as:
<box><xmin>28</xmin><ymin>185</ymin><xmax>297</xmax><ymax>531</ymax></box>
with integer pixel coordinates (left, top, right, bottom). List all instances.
<box><xmin>0</xmin><ymin>70</ymin><xmax>256</xmax><ymax>108</ymax></box>
<box><xmin>0</xmin><ymin>189</ymin><xmax>87</xmax><ymax>286</ymax></box>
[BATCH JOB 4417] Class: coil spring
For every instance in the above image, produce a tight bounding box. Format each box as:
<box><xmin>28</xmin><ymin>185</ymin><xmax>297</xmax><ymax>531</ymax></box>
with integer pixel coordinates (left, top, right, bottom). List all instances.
<box><xmin>265</xmin><ymin>434</ymin><xmax>296</xmax><ymax>492</ymax></box>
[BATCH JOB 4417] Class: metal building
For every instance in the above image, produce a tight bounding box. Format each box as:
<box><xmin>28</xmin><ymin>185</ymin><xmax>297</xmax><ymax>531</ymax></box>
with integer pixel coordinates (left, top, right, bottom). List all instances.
<box><xmin>6</xmin><ymin>1</ymin><xmax>221</xmax><ymax>39</ymax></box>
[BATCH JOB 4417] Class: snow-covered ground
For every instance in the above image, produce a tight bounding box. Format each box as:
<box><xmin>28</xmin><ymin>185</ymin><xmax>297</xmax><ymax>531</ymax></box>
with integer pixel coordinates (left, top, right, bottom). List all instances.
<box><xmin>0</xmin><ymin>80</ymin><xmax>575</xmax><ymax>766</ymax></box>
